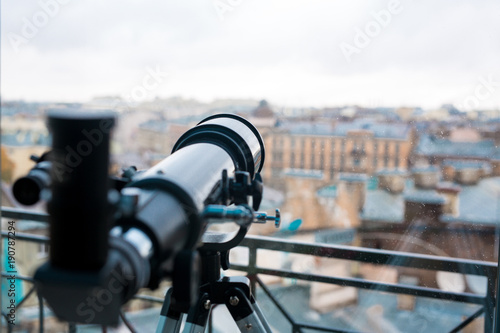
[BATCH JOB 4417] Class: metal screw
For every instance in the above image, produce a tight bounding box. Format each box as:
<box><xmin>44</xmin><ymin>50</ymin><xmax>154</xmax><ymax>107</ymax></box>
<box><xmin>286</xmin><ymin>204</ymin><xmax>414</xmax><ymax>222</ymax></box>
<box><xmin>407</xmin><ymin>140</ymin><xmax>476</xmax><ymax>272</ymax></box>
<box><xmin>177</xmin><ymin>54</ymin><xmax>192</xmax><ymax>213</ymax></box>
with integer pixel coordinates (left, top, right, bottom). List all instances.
<box><xmin>245</xmin><ymin>323</ymin><xmax>253</xmax><ymax>330</ymax></box>
<box><xmin>203</xmin><ymin>299</ymin><xmax>211</xmax><ymax>310</ymax></box>
<box><xmin>229</xmin><ymin>296</ymin><xmax>239</xmax><ymax>306</ymax></box>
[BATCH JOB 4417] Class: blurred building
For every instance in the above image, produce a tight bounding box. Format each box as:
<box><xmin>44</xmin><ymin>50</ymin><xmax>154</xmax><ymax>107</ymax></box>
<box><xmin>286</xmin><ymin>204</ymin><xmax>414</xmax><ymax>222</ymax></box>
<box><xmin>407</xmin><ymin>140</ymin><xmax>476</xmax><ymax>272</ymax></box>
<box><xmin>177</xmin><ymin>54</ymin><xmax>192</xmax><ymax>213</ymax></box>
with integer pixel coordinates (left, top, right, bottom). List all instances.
<box><xmin>359</xmin><ymin>166</ymin><xmax>499</xmax><ymax>294</ymax></box>
<box><xmin>413</xmin><ymin>133</ymin><xmax>500</xmax><ymax>174</ymax></box>
<box><xmin>136</xmin><ymin>117</ymin><xmax>194</xmax><ymax>157</ymax></box>
<box><xmin>262</xmin><ymin>118</ymin><xmax>414</xmax><ymax>186</ymax></box>
<box><xmin>1</xmin><ymin>115</ymin><xmax>50</xmax><ymax>181</ymax></box>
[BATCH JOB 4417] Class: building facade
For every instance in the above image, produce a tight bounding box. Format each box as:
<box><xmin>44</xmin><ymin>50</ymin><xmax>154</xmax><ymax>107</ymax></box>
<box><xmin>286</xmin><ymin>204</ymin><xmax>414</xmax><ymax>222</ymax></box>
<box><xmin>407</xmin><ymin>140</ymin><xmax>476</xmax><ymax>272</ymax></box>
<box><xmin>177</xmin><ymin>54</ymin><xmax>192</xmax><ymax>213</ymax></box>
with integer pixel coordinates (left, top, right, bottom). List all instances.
<box><xmin>262</xmin><ymin>119</ymin><xmax>414</xmax><ymax>185</ymax></box>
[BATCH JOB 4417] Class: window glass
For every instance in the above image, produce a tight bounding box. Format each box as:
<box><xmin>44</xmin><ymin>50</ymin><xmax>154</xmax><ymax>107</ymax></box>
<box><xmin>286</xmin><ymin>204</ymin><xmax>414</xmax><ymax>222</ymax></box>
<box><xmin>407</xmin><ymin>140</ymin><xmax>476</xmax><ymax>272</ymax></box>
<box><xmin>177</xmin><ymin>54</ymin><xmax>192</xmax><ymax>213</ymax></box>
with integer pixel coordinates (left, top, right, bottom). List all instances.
<box><xmin>2</xmin><ymin>1</ymin><xmax>499</xmax><ymax>332</ymax></box>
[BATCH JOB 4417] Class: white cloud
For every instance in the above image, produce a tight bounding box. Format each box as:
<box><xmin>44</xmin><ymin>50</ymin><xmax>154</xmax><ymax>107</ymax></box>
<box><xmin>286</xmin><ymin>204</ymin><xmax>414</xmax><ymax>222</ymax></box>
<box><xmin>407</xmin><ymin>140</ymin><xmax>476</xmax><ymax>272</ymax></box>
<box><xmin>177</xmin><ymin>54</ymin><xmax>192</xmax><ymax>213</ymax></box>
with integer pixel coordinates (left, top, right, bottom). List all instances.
<box><xmin>1</xmin><ymin>0</ymin><xmax>499</xmax><ymax>108</ymax></box>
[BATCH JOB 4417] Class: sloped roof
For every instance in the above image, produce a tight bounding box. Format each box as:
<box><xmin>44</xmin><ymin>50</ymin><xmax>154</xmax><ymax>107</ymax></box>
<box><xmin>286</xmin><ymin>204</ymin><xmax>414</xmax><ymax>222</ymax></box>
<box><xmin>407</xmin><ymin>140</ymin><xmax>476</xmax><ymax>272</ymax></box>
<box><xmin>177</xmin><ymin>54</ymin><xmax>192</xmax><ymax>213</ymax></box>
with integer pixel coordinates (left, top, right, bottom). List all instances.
<box><xmin>416</xmin><ymin>134</ymin><xmax>499</xmax><ymax>159</ymax></box>
<box><xmin>317</xmin><ymin>185</ymin><xmax>337</xmax><ymax>198</ymax></box>
<box><xmin>334</xmin><ymin>119</ymin><xmax>410</xmax><ymax>139</ymax></box>
<box><xmin>1</xmin><ymin>131</ymin><xmax>50</xmax><ymax>147</ymax></box>
<box><xmin>280</xmin><ymin>119</ymin><xmax>410</xmax><ymax>140</ymax></box>
<box><xmin>138</xmin><ymin>119</ymin><xmax>169</xmax><ymax>132</ymax></box>
<box><xmin>362</xmin><ymin>177</ymin><xmax>500</xmax><ymax>225</ymax></box>
<box><xmin>441</xmin><ymin>177</ymin><xmax>500</xmax><ymax>225</ymax></box>
<box><xmin>442</xmin><ymin>159</ymin><xmax>491</xmax><ymax>170</ymax></box>
<box><xmin>361</xmin><ymin>189</ymin><xmax>405</xmax><ymax>223</ymax></box>
<box><xmin>284</xmin><ymin>168</ymin><xmax>324</xmax><ymax>179</ymax></box>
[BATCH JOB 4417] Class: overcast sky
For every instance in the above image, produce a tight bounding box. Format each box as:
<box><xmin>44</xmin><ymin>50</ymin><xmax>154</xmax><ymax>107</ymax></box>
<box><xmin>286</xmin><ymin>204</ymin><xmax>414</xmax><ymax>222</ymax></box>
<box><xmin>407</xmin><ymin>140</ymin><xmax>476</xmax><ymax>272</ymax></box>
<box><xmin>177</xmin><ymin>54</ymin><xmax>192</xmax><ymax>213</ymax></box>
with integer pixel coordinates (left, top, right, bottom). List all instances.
<box><xmin>2</xmin><ymin>0</ymin><xmax>500</xmax><ymax>109</ymax></box>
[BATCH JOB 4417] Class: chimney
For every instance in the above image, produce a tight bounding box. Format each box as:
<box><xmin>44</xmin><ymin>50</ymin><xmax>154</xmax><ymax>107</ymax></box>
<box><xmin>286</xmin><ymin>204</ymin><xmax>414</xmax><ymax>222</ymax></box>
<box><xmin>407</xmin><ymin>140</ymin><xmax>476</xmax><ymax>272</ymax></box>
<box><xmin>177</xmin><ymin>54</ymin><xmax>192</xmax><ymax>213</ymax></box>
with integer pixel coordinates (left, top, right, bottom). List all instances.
<box><xmin>442</xmin><ymin>160</ymin><xmax>486</xmax><ymax>185</ymax></box>
<box><xmin>492</xmin><ymin>160</ymin><xmax>500</xmax><ymax>177</ymax></box>
<box><xmin>338</xmin><ymin>173</ymin><xmax>367</xmax><ymax>212</ymax></box>
<box><xmin>454</xmin><ymin>168</ymin><xmax>481</xmax><ymax>185</ymax></box>
<box><xmin>404</xmin><ymin>191</ymin><xmax>445</xmax><ymax>225</ymax></box>
<box><xmin>436</xmin><ymin>183</ymin><xmax>461</xmax><ymax>217</ymax></box>
<box><xmin>412</xmin><ymin>166</ymin><xmax>440</xmax><ymax>189</ymax></box>
<box><xmin>442</xmin><ymin>164</ymin><xmax>455</xmax><ymax>182</ymax></box>
<box><xmin>377</xmin><ymin>170</ymin><xmax>407</xmax><ymax>194</ymax></box>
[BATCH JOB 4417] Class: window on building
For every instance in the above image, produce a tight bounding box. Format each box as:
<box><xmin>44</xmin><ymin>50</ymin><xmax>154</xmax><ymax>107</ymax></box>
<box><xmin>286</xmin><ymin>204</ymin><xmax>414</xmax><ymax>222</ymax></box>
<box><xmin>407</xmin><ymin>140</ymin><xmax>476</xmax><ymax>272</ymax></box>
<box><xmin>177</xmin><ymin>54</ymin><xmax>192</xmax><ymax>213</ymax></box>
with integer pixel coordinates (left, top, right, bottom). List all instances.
<box><xmin>300</xmin><ymin>138</ymin><xmax>306</xmax><ymax>169</ymax></box>
<box><xmin>272</xmin><ymin>167</ymin><xmax>281</xmax><ymax>178</ymax></box>
<box><xmin>329</xmin><ymin>140</ymin><xmax>336</xmax><ymax>176</ymax></box>
<box><xmin>395</xmin><ymin>143</ymin><xmax>400</xmax><ymax>168</ymax></box>
<box><xmin>311</xmin><ymin>138</ymin><xmax>316</xmax><ymax>169</ymax></box>
<box><xmin>274</xmin><ymin>135</ymin><xmax>284</xmax><ymax>149</ymax></box>
<box><xmin>384</xmin><ymin>142</ymin><xmax>390</xmax><ymax>168</ymax></box>
<box><xmin>340</xmin><ymin>139</ymin><xmax>346</xmax><ymax>171</ymax></box>
<box><xmin>320</xmin><ymin>140</ymin><xmax>325</xmax><ymax>170</ymax></box>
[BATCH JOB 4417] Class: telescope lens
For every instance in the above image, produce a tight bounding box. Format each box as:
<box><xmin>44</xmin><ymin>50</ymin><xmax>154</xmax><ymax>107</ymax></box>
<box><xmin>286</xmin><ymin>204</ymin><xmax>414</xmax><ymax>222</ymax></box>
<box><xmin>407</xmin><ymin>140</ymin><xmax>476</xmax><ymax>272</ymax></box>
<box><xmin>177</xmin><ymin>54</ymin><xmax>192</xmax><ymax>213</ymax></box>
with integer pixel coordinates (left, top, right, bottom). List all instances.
<box><xmin>13</xmin><ymin>176</ymin><xmax>42</xmax><ymax>205</ymax></box>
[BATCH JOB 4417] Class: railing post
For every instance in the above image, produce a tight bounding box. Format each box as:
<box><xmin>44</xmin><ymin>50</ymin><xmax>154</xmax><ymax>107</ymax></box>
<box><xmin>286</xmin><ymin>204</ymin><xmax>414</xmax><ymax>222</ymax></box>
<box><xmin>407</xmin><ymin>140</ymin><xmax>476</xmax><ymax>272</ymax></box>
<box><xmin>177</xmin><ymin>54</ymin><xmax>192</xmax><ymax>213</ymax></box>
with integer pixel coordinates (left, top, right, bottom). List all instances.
<box><xmin>37</xmin><ymin>292</ymin><xmax>44</xmax><ymax>333</ymax></box>
<box><xmin>486</xmin><ymin>276</ymin><xmax>495</xmax><ymax>333</ymax></box>
<box><xmin>248</xmin><ymin>247</ymin><xmax>257</xmax><ymax>297</ymax></box>
<box><xmin>493</xmin><ymin>225</ymin><xmax>500</xmax><ymax>333</ymax></box>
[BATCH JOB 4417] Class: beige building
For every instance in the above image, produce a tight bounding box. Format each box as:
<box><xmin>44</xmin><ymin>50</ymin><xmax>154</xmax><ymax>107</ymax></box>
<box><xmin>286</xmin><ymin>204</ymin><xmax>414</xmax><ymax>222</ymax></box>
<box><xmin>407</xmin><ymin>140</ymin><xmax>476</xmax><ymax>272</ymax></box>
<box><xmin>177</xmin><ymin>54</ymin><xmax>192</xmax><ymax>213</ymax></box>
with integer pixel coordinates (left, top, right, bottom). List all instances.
<box><xmin>261</xmin><ymin>119</ymin><xmax>413</xmax><ymax>185</ymax></box>
<box><xmin>1</xmin><ymin>115</ymin><xmax>50</xmax><ymax>181</ymax></box>
<box><xmin>136</xmin><ymin>119</ymin><xmax>191</xmax><ymax>156</ymax></box>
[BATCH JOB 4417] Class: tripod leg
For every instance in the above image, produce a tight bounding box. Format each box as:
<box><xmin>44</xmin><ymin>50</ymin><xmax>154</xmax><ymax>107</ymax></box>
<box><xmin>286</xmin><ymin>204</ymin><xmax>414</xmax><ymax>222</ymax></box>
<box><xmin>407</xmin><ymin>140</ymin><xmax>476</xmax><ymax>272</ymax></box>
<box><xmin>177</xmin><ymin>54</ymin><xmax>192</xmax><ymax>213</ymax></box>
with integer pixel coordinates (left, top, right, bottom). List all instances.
<box><xmin>156</xmin><ymin>289</ymin><xmax>184</xmax><ymax>333</ymax></box>
<box><xmin>225</xmin><ymin>288</ymin><xmax>271</xmax><ymax>333</ymax></box>
<box><xmin>249</xmin><ymin>295</ymin><xmax>273</xmax><ymax>333</ymax></box>
<box><xmin>183</xmin><ymin>292</ymin><xmax>211</xmax><ymax>333</ymax></box>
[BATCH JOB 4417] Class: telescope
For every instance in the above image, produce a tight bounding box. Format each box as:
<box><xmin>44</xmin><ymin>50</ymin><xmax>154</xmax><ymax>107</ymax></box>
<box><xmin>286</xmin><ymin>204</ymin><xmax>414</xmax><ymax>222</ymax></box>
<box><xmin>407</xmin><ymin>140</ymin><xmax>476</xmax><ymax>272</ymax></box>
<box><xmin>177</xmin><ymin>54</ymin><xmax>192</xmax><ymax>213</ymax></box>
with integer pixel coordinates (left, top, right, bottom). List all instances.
<box><xmin>14</xmin><ymin>111</ymin><xmax>279</xmax><ymax>327</ymax></box>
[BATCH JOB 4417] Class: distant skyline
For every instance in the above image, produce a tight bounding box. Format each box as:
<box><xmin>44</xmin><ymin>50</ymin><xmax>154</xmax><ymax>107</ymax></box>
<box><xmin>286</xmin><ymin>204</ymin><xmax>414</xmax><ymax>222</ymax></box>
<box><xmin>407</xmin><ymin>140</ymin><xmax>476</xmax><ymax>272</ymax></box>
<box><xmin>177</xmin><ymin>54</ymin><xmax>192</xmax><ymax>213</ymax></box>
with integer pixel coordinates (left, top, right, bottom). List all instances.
<box><xmin>2</xmin><ymin>0</ymin><xmax>500</xmax><ymax>110</ymax></box>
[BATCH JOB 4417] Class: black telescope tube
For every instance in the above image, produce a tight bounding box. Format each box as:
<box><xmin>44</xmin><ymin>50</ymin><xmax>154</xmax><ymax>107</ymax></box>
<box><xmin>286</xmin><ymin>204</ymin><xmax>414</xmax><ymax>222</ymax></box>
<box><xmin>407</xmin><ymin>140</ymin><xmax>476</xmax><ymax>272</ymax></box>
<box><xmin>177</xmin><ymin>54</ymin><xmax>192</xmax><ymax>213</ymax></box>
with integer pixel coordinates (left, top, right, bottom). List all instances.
<box><xmin>29</xmin><ymin>113</ymin><xmax>265</xmax><ymax>325</ymax></box>
<box><xmin>121</xmin><ymin>114</ymin><xmax>265</xmax><ymax>275</ymax></box>
<box><xmin>47</xmin><ymin>111</ymin><xmax>115</xmax><ymax>270</ymax></box>
<box><xmin>172</xmin><ymin>114</ymin><xmax>265</xmax><ymax>179</ymax></box>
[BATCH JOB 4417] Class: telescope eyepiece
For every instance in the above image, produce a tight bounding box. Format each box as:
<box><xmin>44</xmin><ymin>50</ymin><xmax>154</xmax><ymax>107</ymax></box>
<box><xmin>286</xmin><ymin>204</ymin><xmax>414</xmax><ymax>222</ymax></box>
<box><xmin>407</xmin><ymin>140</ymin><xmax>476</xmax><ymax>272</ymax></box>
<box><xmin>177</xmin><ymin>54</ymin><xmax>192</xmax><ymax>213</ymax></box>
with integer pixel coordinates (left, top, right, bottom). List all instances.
<box><xmin>13</xmin><ymin>176</ymin><xmax>42</xmax><ymax>205</ymax></box>
<box><xmin>12</xmin><ymin>161</ymin><xmax>51</xmax><ymax>206</ymax></box>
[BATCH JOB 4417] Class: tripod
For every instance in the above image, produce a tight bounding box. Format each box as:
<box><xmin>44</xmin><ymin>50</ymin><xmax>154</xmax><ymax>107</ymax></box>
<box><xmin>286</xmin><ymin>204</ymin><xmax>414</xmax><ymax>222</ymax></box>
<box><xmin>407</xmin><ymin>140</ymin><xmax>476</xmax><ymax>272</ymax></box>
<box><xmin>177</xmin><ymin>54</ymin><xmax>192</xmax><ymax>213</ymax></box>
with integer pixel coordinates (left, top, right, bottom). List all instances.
<box><xmin>154</xmin><ymin>171</ymin><xmax>280</xmax><ymax>332</ymax></box>
<box><xmin>155</xmin><ymin>250</ymin><xmax>272</xmax><ymax>333</ymax></box>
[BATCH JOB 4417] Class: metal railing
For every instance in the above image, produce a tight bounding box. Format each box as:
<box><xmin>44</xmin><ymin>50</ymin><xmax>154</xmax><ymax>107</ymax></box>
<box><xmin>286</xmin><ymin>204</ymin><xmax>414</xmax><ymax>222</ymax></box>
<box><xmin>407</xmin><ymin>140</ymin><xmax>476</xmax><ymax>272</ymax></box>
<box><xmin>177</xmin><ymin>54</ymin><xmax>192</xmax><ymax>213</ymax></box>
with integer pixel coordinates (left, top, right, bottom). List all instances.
<box><xmin>1</xmin><ymin>207</ymin><xmax>497</xmax><ymax>333</ymax></box>
<box><xmin>233</xmin><ymin>236</ymin><xmax>497</xmax><ymax>333</ymax></box>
